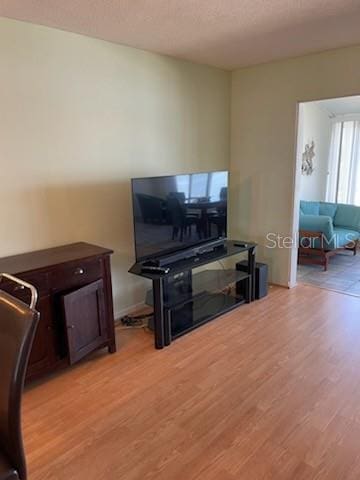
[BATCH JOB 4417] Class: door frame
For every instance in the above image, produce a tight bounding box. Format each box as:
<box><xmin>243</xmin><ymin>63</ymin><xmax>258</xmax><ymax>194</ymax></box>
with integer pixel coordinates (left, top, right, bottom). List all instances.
<box><xmin>289</xmin><ymin>93</ymin><xmax>360</xmax><ymax>287</ymax></box>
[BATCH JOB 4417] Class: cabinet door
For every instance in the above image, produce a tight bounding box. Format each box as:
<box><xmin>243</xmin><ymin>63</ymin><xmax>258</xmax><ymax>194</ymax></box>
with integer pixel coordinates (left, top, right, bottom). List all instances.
<box><xmin>27</xmin><ymin>295</ymin><xmax>57</xmax><ymax>379</ymax></box>
<box><xmin>61</xmin><ymin>279</ymin><xmax>108</xmax><ymax>364</ymax></box>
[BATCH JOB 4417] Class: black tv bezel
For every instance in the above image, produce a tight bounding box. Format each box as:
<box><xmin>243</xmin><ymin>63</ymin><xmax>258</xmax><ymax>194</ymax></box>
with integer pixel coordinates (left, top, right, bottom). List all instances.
<box><xmin>130</xmin><ymin>170</ymin><xmax>229</xmax><ymax>263</ymax></box>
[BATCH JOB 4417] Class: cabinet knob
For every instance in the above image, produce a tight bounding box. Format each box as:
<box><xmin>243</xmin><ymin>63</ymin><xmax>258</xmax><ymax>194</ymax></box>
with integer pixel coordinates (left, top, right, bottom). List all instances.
<box><xmin>74</xmin><ymin>267</ymin><xmax>84</xmax><ymax>275</ymax></box>
<box><xmin>68</xmin><ymin>325</ymin><xmax>75</xmax><ymax>329</ymax></box>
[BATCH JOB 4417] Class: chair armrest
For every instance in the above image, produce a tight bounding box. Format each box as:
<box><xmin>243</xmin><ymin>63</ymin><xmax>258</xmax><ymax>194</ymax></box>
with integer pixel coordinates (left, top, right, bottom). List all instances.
<box><xmin>299</xmin><ymin>214</ymin><xmax>334</xmax><ymax>242</ymax></box>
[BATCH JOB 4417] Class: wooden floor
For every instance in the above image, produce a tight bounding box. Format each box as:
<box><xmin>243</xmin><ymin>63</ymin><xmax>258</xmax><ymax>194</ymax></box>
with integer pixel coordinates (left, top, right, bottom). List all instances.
<box><xmin>24</xmin><ymin>284</ymin><xmax>360</xmax><ymax>480</ymax></box>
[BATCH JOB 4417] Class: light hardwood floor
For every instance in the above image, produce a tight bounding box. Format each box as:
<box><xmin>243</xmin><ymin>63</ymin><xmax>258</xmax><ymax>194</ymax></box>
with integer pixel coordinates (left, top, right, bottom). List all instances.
<box><xmin>24</xmin><ymin>284</ymin><xmax>360</xmax><ymax>480</ymax></box>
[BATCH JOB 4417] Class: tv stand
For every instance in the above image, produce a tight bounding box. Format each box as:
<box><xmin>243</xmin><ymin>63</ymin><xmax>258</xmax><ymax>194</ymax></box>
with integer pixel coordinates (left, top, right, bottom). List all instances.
<box><xmin>129</xmin><ymin>240</ymin><xmax>257</xmax><ymax>349</ymax></box>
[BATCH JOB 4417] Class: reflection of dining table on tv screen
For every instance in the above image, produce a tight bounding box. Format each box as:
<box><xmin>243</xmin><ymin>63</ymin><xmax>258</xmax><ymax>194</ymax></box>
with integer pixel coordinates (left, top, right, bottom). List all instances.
<box><xmin>131</xmin><ymin>171</ymin><xmax>228</xmax><ymax>261</ymax></box>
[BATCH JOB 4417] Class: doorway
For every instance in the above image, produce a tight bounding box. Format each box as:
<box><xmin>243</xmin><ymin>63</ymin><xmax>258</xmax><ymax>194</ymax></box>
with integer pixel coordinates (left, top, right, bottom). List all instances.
<box><xmin>292</xmin><ymin>95</ymin><xmax>360</xmax><ymax>296</ymax></box>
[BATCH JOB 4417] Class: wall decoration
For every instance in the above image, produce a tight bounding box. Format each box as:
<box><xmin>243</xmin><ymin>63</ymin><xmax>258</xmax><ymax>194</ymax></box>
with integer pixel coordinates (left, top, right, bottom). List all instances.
<box><xmin>301</xmin><ymin>140</ymin><xmax>315</xmax><ymax>176</ymax></box>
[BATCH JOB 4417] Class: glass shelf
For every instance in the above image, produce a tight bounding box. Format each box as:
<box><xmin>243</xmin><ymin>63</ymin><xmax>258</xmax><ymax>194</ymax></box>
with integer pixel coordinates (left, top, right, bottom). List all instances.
<box><xmin>170</xmin><ymin>292</ymin><xmax>245</xmax><ymax>339</ymax></box>
<box><xmin>146</xmin><ymin>268</ymin><xmax>250</xmax><ymax>309</ymax></box>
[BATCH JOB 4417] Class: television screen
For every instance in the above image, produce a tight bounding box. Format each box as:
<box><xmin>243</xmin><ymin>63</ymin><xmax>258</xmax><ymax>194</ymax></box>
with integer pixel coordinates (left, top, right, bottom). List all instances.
<box><xmin>131</xmin><ymin>171</ymin><xmax>228</xmax><ymax>261</ymax></box>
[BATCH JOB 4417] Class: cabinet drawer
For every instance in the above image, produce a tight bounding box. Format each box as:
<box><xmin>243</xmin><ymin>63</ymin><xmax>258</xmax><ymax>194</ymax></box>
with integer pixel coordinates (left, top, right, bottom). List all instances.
<box><xmin>50</xmin><ymin>258</ymin><xmax>102</xmax><ymax>291</ymax></box>
<box><xmin>0</xmin><ymin>272</ymin><xmax>48</xmax><ymax>305</ymax></box>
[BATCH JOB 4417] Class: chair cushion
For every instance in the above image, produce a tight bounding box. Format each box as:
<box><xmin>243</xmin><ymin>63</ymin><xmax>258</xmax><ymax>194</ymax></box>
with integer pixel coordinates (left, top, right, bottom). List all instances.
<box><xmin>300</xmin><ymin>200</ymin><xmax>320</xmax><ymax>216</ymax></box>
<box><xmin>319</xmin><ymin>202</ymin><xmax>338</xmax><ymax>219</ymax></box>
<box><xmin>333</xmin><ymin>227</ymin><xmax>360</xmax><ymax>248</ymax></box>
<box><xmin>334</xmin><ymin>204</ymin><xmax>360</xmax><ymax>231</ymax></box>
<box><xmin>299</xmin><ymin>214</ymin><xmax>335</xmax><ymax>250</ymax></box>
<box><xmin>0</xmin><ymin>451</ymin><xmax>18</xmax><ymax>480</ymax></box>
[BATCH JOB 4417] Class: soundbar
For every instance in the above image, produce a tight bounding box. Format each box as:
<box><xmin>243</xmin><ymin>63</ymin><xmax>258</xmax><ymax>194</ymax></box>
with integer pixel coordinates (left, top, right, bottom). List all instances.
<box><xmin>147</xmin><ymin>238</ymin><xmax>226</xmax><ymax>267</ymax></box>
<box><xmin>156</xmin><ymin>248</ymin><xmax>197</xmax><ymax>266</ymax></box>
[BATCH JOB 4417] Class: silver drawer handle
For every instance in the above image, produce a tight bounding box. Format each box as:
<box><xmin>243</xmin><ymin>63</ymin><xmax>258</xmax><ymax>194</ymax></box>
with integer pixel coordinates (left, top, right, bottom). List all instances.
<box><xmin>74</xmin><ymin>268</ymin><xmax>84</xmax><ymax>275</ymax></box>
<box><xmin>0</xmin><ymin>273</ymin><xmax>38</xmax><ymax>309</ymax></box>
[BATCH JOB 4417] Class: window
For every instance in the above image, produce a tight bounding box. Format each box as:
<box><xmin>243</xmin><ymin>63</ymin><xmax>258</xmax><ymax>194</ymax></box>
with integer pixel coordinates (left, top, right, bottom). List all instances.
<box><xmin>326</xmin><ymin>120</ymin><xmax>360</xmax><ymax>205</ymax></box>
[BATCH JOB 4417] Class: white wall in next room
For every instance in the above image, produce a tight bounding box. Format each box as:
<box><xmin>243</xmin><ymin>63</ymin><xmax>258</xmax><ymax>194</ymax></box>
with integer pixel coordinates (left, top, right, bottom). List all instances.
<box><xmin>298</xmin><ymin>102</ymin><xmax>332</xmax><ymax>202</ymax></box>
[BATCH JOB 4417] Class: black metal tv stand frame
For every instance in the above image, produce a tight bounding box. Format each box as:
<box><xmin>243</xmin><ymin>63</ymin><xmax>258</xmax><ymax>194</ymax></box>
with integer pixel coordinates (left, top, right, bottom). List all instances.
<box><xmin>129</xmin><ymin>240</ymin><xmax>257</xmax><ymax>349</ymax></box>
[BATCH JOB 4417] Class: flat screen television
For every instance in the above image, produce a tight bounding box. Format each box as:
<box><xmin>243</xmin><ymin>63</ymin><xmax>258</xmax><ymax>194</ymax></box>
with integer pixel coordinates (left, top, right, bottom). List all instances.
<box><xmin>131</xmin><ymin>171</ymin><xmax>228</xmax><ymax>262</ymax></box>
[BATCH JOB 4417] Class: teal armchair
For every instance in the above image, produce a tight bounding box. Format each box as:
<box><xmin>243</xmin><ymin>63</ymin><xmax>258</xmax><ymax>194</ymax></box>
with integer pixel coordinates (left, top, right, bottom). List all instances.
<box><xmin>299</xmin><ymin>200</ymin><xmax>360</xmax><ymax>270</ymax></box>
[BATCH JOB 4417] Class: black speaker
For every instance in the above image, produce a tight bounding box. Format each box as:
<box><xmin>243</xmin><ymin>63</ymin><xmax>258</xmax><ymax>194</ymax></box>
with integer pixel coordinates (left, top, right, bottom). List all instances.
<box><xmin>236</xmin><ymin>260</ymin><xmax>268</xmax><ymax>299</ymax></box>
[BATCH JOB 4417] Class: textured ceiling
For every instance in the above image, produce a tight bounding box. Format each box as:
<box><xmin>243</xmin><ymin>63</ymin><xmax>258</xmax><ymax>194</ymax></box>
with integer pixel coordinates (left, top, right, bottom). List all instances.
<box><xmin>1</xmin><ymin>0</ymin><xmax>360</xmax><ymax>69</ymax></box>
<box><xmin>315</xmin><ymin>96</ymin><xmax>360</xmax><ymax>116</ymax></box>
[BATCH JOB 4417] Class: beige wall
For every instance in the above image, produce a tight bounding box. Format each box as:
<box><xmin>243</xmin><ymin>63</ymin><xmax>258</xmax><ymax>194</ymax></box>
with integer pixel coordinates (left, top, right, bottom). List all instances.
<box><xmin>231</xmin><ymin>46</ymin><xmax>360</xmax><ymax>286</ymax></box>
<box><xmin>0</xmin><ymin>18</ymin><xmax>231</xmax><ymax>316</ymax></box>
<box><xmin>4</xmin><ymin>16</ymin><xmax>360</xmax><ymax>307</ymax></box>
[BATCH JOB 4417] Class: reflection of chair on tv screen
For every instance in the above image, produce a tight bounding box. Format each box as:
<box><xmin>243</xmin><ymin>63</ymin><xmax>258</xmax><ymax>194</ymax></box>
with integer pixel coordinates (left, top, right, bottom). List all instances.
<box><xmin>136</xmin><ymin>194</ymin><xmax>164</xmax><ymax>223</ymax></box>
<box><xmin>167</xmin><ymin>193</ymin><xmax>201</xmax><ymax>242</ymax></box>
<box><xmin>207</xmin><ymin>187</ymin><xmax>227</xmax><ymax>236</ymax></box>
<box><xmin>220</xmin><ymin>187</ymin><xmax>227</xmax><ymax>202</ymax></box>
<box><xmin>208</xmin><ymin>213</ymin><xmax>226</xmax><ymax>236</ymax></box>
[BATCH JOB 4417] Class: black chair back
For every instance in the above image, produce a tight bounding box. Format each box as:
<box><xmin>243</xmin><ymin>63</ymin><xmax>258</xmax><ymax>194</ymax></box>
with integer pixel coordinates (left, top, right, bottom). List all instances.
<box><xmin>0</xmin><ymin>275</ymin><xmax>39</xmax><ymax>480</ymax></box>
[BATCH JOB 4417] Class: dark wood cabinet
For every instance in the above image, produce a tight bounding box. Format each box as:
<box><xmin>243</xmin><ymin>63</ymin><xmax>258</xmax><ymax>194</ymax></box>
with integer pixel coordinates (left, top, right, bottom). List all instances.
<box><xmin>0</xmin><ymin>242</ymin><xmax>116</xmax><ymax>381</ymax></box>
<box><xmin>27</xmin><ymin>295</ymin><xmax>56</xmax><ymax>378</ymax></box>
